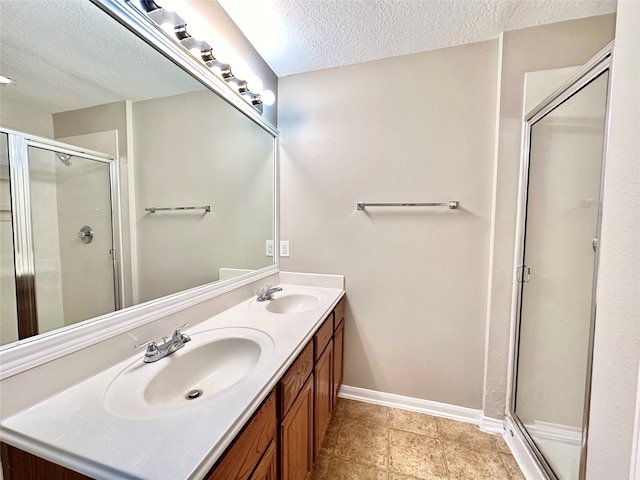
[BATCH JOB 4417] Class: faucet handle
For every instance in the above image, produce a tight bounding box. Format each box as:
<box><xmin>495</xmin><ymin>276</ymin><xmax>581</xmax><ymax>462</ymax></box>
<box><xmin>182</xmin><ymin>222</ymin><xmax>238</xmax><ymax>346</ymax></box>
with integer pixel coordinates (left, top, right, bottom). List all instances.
<box><xmin>135</xmin><ymin>340</ymin><xmax>158</xmax><ymax>355</ymax></box>
<box><xmin>172</xmin><ymin>322</ymin><xmax>191</xmax><ymax>343</ymax></box>
<box><xmin>173</xmin><ymin>322</ymin><xmax>189</xmax><ymax>336</ymax></box>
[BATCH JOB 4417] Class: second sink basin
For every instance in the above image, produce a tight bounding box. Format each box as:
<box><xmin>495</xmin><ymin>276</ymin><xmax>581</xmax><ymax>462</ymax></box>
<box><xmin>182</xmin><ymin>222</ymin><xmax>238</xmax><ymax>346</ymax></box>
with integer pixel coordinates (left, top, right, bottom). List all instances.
<box><xmin>103</xmin><ymin>327</ymin><xmax>274</xmax><ymax>420</ymax></box>
<box><xmin>265</xmin><ymin>293</ymin><xmax>320</xmax><ymax>314</ymax></box>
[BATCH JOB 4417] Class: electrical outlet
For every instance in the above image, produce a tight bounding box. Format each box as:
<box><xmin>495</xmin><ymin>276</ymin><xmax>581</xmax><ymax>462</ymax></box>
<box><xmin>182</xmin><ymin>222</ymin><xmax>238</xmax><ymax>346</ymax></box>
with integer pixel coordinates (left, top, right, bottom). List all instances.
<box><xmin>265</xmin><ymin>240</ymin><xmax>274</xmax><ymax>257</ymax></box>
<box><xmin>280</xmin><ymin>240</ymin><xmax>290</xmax><ymax>257</ymax></box>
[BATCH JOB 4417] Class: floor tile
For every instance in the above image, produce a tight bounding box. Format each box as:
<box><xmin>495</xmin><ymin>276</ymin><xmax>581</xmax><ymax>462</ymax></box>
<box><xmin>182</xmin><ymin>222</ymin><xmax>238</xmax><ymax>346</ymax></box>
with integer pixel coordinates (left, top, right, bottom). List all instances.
<box><xmin>388</xmin><ymin>429</ymin><xmax>448</xmax><ymax>480</ymax></box>
<box><xmin>436</xmin><ymin>417</ymin><xmax>495</xmax><ymax>450</ymax></box>
<box><xmin>315</xmin><ymin>399</ymin><xmax>525</xmax><ymax>480</ymax></box>
<box><xmin>442</xmin><ymin>441</ymin><xmax>511</xmax><ymax>480</ymax></box>
<box><xmin>492</xmin><ymin>434</ymin><xmax>512</xmax><ymax>454</ymax></box>
<box><xmin>311</xmin><ymin>449</ymin><xmax>332</xmax><ymax>480</ymax></box>
<box><xmin>320</xmin><ymin>413</ymin><xmax>342</xmax><ymax>455</ymax></box>
<box><xmin>334</xmin><ymin>417</ymin><xmax>389</xmax><ymax>468</ymax></box>
<box><xmin>389</xmin><ymin>408</ymin><xmax>439</xmax><ymax>438</ymax></box>
<box><xmin>340</xmin><ymin>398</ymin><xmax>391</xmax><ymax>424</ymax></box>
<box><xmin>327</xmin><ymin>457</ymin><xmax>388</xmax><ymax>480</ymax></box>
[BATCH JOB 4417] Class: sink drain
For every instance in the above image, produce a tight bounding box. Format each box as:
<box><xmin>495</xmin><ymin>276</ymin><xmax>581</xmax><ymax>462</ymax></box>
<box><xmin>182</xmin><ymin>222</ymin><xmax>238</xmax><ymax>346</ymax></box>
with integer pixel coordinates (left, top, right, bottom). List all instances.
<box><xmin>186</xmin><ymin>389</ymin><xmax>203</xmax><ymax>400</ymax></box>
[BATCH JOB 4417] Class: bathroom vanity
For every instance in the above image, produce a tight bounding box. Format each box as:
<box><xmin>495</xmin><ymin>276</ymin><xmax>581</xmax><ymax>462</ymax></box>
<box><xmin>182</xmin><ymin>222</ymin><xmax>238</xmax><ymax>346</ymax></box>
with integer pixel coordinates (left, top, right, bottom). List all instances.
<box><xmin>0</xmin><ymin>278</ymin><xmax>346</xmax><ymax>480</ymax></box>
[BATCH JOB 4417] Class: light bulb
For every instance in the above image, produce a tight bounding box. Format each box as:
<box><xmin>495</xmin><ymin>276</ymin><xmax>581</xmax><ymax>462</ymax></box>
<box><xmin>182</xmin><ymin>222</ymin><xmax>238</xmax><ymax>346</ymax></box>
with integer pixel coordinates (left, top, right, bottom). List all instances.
<box><xmin>246</xmin><ymin>75</ymin><xmax>263</xmax><ymax>94</ymax></box>
<box><xmin>0</xmin><ymin>75</ymin><xmax>13</xmax><ymax>85</ymax></box>
<box><xmin>261</xmin><ymin>90</ymin><xmax>275</xmax><ymax>106</ymax></box>
<box><xmin>160</xmin><ymin>22</ymin><xmax>175</xmax><ymax>35</ymax></box>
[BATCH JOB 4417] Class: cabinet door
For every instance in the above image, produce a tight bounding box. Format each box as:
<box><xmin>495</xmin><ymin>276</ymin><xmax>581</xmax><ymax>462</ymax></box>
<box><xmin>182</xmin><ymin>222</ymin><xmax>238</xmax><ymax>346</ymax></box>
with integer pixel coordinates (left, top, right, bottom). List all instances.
<box><xmin>314</xmin><ymin>339</ymin><xmax>334</xmax><ymax>459</ymax></box>
<box><xmin>249</xmin><ymin>441</ymin><xmax>277</xmax><ymax>480</ymax></box>
<box><xmin>280</xmin><ymin>374</ymin><xmax>314</xmax><ymax>480</ymax></box>
<box><xmin>333</xmin><ymin>320</ymin><xmax>344</xmax><ymax>406</ymax></box>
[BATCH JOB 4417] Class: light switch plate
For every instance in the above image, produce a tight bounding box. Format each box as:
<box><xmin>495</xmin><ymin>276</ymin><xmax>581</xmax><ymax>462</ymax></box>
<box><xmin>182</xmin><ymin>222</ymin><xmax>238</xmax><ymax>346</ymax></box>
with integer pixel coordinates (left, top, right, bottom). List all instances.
<box><xmin>280</xmin><ymin>240</ymin><xmax>290</xmax><ymax>257</ymax></box>
<box><xmin>265</xmin><ymin>240</ymin><xmax>274</xmax><ymax>257</ymax></box>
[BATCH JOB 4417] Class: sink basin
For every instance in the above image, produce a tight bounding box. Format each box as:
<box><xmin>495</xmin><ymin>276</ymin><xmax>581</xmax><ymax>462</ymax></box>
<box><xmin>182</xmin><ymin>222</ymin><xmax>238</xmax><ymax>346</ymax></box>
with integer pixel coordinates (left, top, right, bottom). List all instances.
<box><xmin>266</xmin><ymin>293</ymin><xmax>320</xmax><ymax>314</ymax></box>
<box><xmin>103</xmin><ymin>328</ymin><xmax>273</xmax><ymax>419</ymax></box>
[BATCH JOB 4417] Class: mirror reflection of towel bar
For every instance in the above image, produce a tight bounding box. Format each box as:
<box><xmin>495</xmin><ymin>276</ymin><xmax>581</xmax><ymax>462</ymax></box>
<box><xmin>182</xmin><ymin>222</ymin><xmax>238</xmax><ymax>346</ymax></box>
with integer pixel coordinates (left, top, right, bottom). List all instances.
<box><xmin>145</xmin><ymin>205</ymin><xmax>211</xmax><ymax>213</ymax></box>
<box><xmin>356</xmin><ymin>201</ymin><xmax>458</xmax><ymax>210</ymax></box>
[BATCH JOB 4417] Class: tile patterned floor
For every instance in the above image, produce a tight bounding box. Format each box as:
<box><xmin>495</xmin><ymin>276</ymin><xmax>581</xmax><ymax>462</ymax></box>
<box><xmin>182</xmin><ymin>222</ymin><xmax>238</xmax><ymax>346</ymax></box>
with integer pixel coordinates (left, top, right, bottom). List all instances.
<box><xmin>312</xmin><ymin>398</ymin><xmax>525</xmax><ymax>480</ymax></box>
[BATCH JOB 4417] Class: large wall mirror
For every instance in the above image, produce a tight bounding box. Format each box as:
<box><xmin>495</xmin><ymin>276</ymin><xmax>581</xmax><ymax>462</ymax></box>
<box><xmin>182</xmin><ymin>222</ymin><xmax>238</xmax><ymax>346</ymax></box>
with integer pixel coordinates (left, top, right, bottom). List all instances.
<box><xmin>0</xmin><ymin>0</ymin><xmax>277</xmax><ymax>348</ymax></box>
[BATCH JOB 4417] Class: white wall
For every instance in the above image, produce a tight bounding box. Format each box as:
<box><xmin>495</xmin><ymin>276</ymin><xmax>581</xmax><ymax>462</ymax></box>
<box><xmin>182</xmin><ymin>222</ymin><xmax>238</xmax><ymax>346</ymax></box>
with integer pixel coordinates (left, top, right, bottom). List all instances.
<box><xmin>279</xmin><ymin>40</ymin><xmax>499</xmax><ymax>409</ymax></box>
<box><xmin>586</xmin><ymin>1</ymin><xmax>640</xmax><ymax>477</ymax></box>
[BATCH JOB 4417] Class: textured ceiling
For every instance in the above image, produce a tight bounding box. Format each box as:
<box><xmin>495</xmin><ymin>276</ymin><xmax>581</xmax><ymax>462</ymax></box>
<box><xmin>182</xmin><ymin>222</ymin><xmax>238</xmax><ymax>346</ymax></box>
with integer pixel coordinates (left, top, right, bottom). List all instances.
<box><xmin>216</xmin><ymin>0</ymin><xmax>617</xmax><ymax>77</ymax></box>
<box><xmin>0</xmin><ymin>0</ymin><xmax>204</xmax><ymax>114</ymax></box>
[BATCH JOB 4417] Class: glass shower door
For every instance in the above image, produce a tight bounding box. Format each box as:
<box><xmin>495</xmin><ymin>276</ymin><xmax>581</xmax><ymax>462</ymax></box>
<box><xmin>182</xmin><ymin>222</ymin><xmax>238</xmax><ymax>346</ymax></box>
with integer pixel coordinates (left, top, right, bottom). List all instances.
<box><xmin>27</xmin><ymin>145</ymin><xmax>117</xmax><ymax>334</ymax></box>
<box><xmin>513</xmin><ymin>69</ymin><xmax>610</xmax><ymax>479</ymax></box>
<box><xmin>0</xmin><ymin>132</ymin><xmax>19</xmax><ymax>344</ymax></box>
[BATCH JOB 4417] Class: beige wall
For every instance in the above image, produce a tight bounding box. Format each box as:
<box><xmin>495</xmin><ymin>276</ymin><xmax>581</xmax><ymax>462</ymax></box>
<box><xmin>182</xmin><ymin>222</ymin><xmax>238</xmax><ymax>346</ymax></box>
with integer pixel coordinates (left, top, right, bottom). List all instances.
<box><xmin>133</xmin><ymin>90</ymin><xmax>274</xmax><ymax>303</ymax></box>
<box><xmin>483</xmin><ymin>14</ymin><xmax>616</xmax><ymax>420</ymax></box>
<box><xmin>279</xmin><ymin>40</ymin><xmax>499</xmax><ymax>409</ymax></box>
<box><xmin>587</xmin><ymin>1</ymin><xmax>640</xmax><ymax>477</ymax></box>
<box><xmin>0</xmin><ymin>97</ymin><xmax>53</xmax><ymax>138</ymax></box>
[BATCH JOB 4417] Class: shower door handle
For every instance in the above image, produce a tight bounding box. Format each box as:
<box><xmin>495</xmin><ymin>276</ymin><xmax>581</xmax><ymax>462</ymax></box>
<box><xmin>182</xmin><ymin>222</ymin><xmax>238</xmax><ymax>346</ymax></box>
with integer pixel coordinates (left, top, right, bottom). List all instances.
<box><xmin>516</xmin><ymin>265</ymin><xmax>531</xmax><ymax>283</ymax></box>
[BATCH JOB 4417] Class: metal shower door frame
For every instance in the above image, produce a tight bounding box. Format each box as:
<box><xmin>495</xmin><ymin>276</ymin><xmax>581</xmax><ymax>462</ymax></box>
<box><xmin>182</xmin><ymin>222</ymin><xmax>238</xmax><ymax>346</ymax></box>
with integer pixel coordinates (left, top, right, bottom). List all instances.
<box><xmin>2</xmin><ymin>128</ymin><xmax>122</xmax><ymax>339</ymax></box>
<box><xmin>506</xmin><ymin>41</ymin><xmax>614</xmax><ymax>480</ymax></box>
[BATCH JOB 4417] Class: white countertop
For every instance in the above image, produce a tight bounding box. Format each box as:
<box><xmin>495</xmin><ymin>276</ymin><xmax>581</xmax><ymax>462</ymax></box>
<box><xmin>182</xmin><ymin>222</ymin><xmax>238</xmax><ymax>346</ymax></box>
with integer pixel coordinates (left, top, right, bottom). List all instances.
<box><xmin>1</xmin><ymin>284</ymin><xmax>344</xmax><ymax>480</ymax></box>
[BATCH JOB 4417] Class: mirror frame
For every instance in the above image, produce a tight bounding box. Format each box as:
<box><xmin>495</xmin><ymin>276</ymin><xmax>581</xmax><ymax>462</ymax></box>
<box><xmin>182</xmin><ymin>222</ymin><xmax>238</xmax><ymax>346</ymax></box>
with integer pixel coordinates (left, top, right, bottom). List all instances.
<box><xmin>0</xmin><ymin>0</ymin><xmax>280</xmax><ymax>379</ymax></box>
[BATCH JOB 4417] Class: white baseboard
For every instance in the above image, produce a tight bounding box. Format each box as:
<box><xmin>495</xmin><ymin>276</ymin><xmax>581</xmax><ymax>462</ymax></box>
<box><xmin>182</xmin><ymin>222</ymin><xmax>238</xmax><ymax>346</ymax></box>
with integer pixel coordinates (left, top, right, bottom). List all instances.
<box><xmin>338</xmin><ymin>384</ymin><xmax>497</xmax><ymax>427</ymax></box>
<box><xmin>480</xmin><ymin>415</ymin><xmax>506</xmax><ymax>435</ymax></box>
<box><xmin>525</xmin><ymin>420</ymin><xmax>582</xmax><ymax>446</ymax></box>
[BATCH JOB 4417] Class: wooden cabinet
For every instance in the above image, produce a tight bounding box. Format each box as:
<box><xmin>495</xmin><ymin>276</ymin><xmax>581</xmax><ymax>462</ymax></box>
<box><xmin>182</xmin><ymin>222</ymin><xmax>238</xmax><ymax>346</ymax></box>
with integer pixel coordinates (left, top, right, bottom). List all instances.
<box><xmin>314</xmin><ymin>335</ymin><xmax>334</xmax><ymax>458</ymax></box>
<box><xmin>249</xmin><ymin>440</ymin><xmax>277</xmax><ymax>480</ymax></box>
<box><xmin>333</xmin><ymin>318</ymin><xmax>345</xmax><ymax>405</ymax></box>
<box><xmin>207</xmin><ymin>392</ymin><xmax>276</xmax><ymax>480</ymax></box>
<box><xmin>280</xmin><ymin>374</ymin><xmax>314</xmax><ymax>480</ymax></box>
<box><xmin>278</xmin><ymin>341</ymin><xmax>314</xmax><ymax>480</ymax></box>
<box><xmin>1</xmin><ymin>442</ymin><xmax>91</xmax><ymax>480</ymax></box>
<box><xmin>332</xmin><ymin>296</ymin><xmax>346</xmax><ymax>405</ymax></box>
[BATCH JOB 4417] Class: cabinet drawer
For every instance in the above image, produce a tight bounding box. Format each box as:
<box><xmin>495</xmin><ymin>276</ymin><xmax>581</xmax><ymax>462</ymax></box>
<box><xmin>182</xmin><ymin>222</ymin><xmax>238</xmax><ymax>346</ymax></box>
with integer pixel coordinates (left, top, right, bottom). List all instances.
<box><xmin>207</xmin><ymin>392</ymin><xmax>276</xmax><ymax>480</ymax></box>
<box><xmin>333</xmin><ymin>297</ymin><xmax>345</xmax><ymax>329</ymax></box>
<box><xmin>314</xmin><ymin>316</ymin><xmax>333</xmax><ymax>361</ymax></box>
<box><xmin>279</xmin><ymin>341</ymin><xmax>313</xmax><ymax>418</ymax></box>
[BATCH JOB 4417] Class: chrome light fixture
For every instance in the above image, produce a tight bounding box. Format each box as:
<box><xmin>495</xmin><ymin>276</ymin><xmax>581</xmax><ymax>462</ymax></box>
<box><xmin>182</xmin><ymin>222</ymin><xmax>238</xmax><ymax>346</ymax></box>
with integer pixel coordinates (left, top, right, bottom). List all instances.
<box><xmin>133</xmin><ymin>0</ymin><xmax>271</xmax><ymax>111</ymax></box>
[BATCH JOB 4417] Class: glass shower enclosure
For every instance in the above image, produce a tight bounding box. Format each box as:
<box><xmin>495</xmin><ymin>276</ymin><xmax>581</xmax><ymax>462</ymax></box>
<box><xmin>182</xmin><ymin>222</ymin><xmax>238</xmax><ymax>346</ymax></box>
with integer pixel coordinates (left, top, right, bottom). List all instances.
<box><xmin>509</xmin><ymin>44</ymin><xmax>613</xmax><ymax>479</ymax></box>
<box><xmin>1</xmin><ymin>129</ymin><xmax>120</xmax><ymax>344</ymax></box>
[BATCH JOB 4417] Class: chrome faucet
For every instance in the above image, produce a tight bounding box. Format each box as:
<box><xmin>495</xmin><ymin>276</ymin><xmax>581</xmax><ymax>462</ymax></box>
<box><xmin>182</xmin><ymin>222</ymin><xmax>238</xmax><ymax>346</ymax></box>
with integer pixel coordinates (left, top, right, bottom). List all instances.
<box><xmin>135</xmin><ymin>322</ymin><xmax>191</xmax><ymax>363</ymax></box>
<box><xmin>256</xmin><ymin>285</ymin><xmax>282</xmax><ymax>302</ymax></box>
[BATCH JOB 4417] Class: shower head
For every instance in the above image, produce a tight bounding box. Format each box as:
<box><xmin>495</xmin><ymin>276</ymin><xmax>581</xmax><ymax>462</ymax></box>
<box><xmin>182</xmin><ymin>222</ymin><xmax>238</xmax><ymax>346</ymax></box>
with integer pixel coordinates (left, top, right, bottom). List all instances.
<box><xmin>57</xmin><ymin>153</ymin><xmax>72</xmax><ymax>167</ymax></box>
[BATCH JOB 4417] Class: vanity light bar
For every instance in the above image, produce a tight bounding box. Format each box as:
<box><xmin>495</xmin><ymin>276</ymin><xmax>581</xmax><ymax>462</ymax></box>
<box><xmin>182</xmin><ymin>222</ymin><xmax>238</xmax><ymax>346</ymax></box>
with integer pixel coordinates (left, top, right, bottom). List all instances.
<box><xmin>136</xmin><ymin>0</ymin><xmax>264</xmax><ymax>108</ymax></box>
